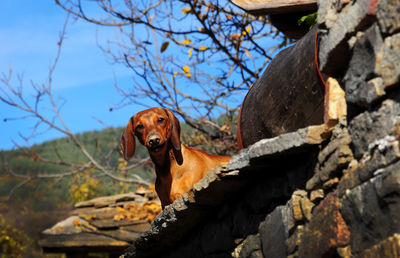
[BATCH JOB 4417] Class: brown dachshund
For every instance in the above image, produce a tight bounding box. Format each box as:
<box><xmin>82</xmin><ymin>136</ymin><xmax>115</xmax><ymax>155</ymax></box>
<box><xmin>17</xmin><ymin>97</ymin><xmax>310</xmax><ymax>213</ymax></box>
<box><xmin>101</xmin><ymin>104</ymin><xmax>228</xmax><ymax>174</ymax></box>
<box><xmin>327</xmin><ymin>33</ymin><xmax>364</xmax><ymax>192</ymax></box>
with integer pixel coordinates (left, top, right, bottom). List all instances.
<box><xmin>121</xmin><ymin>107</ymin><xmax>231</xmax><ymax>208</ymax></box>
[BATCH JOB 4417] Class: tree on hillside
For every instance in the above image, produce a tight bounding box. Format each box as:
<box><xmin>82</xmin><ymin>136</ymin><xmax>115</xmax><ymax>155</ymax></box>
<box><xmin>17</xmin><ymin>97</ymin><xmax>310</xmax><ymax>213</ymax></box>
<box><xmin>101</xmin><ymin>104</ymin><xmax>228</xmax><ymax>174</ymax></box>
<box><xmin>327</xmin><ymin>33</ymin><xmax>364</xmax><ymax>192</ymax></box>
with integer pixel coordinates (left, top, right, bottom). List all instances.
<box><xmin>0</xmin><ymin>0</ymin><xmax>285</xmax><ymax>200</ymax></box>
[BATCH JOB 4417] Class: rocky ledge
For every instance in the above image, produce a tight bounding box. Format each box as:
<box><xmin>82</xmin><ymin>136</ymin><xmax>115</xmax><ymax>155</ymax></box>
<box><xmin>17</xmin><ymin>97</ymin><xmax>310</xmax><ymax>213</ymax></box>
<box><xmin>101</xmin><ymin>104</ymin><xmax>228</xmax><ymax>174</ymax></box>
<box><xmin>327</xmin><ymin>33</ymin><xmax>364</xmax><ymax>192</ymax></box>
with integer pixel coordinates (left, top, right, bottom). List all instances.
<box><xmin>122</xmin><ymin>121</ymin><xmax>332</xmax><ymax>257</ymax></box>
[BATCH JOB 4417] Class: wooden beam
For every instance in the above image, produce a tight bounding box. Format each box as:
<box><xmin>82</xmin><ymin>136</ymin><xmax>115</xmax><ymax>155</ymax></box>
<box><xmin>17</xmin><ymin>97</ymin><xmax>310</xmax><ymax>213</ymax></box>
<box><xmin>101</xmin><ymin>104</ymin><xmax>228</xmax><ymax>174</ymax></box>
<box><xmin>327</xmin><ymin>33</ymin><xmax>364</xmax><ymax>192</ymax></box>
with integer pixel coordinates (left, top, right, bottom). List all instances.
<box><xmin>230</xmin><ymin>0</ymin><xmax>317</xmax><ymax>15</ymax></box>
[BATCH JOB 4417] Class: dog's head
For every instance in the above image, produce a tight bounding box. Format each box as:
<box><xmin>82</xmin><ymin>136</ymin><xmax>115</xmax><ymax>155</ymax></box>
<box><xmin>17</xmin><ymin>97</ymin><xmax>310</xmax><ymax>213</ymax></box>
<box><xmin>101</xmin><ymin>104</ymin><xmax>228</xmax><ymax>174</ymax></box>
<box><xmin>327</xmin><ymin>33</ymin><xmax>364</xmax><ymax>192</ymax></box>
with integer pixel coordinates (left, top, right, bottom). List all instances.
<box><xmin>121</xmin><ymin>107</ymin><xmax>181</xmax><ymax>160</ymax></box>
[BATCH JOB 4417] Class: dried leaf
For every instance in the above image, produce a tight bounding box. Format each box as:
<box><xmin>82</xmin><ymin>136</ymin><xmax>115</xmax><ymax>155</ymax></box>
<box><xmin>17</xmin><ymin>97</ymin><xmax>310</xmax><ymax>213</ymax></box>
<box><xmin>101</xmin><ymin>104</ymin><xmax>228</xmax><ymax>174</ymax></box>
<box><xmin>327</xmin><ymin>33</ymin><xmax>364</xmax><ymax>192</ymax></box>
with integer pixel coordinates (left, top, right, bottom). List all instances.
<box><xmin>242</xmin><ymin>26</ymin><xmax>252</xmax><ymax>36</ymax></box>
<box><xmin>116</xmin><ymin>206</ymin><xmax>126</xmax><ymax>212</ymax></box>
<box><xmin>232</xmin><ymin>33</ymin><xmax>241</xmax><ymax>39</ymax></box>
<box><xmin>182</xmin><ymin>38</ymin><xmax>192</xmax><ymax>45</ymax></box>
<box><xmin>148</xmin><ymin>184</ymin><xmax>156</xmax><ymax>192</ymax></box>
<box><xmin>113</xmin><ymin>214</ymin><xmax>125</xmax><ymax>221</ymax></box>
<box><xmin>160</xmin><ymin>41</ymin><xmax>169</xmax><ymax>53</ymax></box>
<box><xmin>148</xmin><ymin>15</ymin><xmax>154</xmax><ymax>23</ymax></box>
<box><xmin>173</xmin><ymin>72</ymin><xmax>179</xmax><ymax>77</ymax></box>
<box><xmin>143</xmin><ymin>201</ymin><xmax>162</xmax><ymax>221</ymax></box>
<box><xmin>183</xmin><ymin>66</ymin><xmax>190</xmax><ymax>73</ymax></box>
<box><xmin>198</xmin><ymin>27</ymin><xmax>205</xmax><ymax>32</ymax></box>
<box><xmin>137</xmin><ymin>186</ymin><xmax>146</xmax><ymax>192</ymax></box>
<box><xmin>245</xmin><ymin>25</ymin><xmax>252</xmax><ymax>33</ymax></box>
<box><xmin>181</xmin><ymin>7</ymin><xmax>192</xmax><ymax>14</ymax></box>
<box><xmin>220</xmin><ymin>125</ymin><xmax>230</xmax><ymax>132</ymax></box>
<box><xmin>225</xmin><ymin>14</ymin><xmax>233</xmax><ymax>20</ymax></box>
<box><xmin>244</xmin><ymin>48</ymin><xmax>252</xmax><ymax>57</ymax></box>
<box><xmin>73</xmin><ymin>218</ymin><xmax>80</xmax><ymax>227</ymax></box>
<box><xmin>199</xmin><ymin>46</ymin><xmax>207</xmax><ymax>51</ymax></box>
<box><xmin>188</xmin><ymin>48</ymin><xmax>192</xmax><ymax>57</ymax></box>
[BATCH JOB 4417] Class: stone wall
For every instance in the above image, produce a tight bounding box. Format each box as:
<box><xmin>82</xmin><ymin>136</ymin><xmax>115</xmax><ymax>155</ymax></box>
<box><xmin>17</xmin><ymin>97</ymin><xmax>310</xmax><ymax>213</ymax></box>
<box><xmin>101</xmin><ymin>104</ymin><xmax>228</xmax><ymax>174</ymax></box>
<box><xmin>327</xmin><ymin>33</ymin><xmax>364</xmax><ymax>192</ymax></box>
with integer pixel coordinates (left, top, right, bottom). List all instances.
<box><xmin>122</xmin><ymin>0</ymin><xmax>400</xmax><ymax>257</ymax></box>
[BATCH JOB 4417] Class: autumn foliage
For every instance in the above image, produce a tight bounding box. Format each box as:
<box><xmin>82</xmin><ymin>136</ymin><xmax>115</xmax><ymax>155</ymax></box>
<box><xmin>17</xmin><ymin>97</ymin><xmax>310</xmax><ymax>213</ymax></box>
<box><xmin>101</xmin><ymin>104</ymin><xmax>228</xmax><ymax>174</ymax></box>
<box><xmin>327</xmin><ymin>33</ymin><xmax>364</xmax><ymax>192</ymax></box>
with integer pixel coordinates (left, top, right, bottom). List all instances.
<box><xmin>0</xmin><ymin>213</ymin><xmax>31</xmax><ymax>256</ymax></box>
<box><xmin>113</xmin><ymin>185</ymin><xmax>162</xmax><ymax>222</ymax></box>
<box><xmin>113</xmin><ymin>201</ymin><xmax>162</xmax><ymax>223</ymax></box>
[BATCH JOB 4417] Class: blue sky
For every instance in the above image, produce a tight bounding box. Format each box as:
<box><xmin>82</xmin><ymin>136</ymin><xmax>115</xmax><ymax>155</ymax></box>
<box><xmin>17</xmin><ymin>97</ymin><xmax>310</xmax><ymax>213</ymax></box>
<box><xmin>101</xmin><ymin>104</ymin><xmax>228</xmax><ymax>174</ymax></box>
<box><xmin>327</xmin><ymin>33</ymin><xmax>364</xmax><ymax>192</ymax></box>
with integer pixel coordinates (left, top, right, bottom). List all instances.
<box><xmin>0</xmin><ymin>1</ymin><xmax>142</xmax><ymax>150</ymax></box>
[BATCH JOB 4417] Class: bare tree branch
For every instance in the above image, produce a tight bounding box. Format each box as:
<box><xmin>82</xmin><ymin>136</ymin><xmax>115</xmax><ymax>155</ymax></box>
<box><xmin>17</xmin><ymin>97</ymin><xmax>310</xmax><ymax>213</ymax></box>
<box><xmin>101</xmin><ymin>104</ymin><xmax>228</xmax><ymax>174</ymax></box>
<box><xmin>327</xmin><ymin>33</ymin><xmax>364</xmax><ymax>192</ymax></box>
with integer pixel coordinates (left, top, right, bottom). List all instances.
<box><xmin>1</xmin><ymin>13</ymin><xmax>152</xmax><ymax>202</ymax></box>
<box><xmin>55</xmin><ymin>0</ymin><xmax>284</xmax><ymax>143</ymax></box>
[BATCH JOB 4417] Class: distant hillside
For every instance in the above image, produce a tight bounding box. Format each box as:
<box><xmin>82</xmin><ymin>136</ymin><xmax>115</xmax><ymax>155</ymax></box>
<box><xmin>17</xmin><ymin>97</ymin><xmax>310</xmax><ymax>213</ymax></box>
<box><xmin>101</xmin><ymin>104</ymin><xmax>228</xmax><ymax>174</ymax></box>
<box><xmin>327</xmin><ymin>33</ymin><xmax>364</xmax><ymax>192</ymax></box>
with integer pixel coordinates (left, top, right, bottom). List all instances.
<box><xmin>0</xmin><ymin>127</ymin><xmax>152</xmax><ymax>206</ymax></box>
<box><xmin>2</xmin><ymin>127</ymin><xmax>147</xmax><ymax>173</ymax></box>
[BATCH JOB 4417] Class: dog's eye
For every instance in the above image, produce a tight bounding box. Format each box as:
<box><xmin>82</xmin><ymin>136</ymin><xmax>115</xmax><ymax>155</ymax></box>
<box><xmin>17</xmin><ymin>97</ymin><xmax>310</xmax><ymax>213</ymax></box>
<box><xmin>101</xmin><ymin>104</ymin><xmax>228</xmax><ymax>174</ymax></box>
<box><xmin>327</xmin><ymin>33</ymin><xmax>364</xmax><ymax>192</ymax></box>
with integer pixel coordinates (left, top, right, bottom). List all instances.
<box><xmin>158</xmin><ymin>117</ymin><xmax>165</xmax><ymax>123</ymax></box>
<box><xmin>136</xmin><ymin>124</ymin><xmax>144</xmax><ymax>130</ymax></box>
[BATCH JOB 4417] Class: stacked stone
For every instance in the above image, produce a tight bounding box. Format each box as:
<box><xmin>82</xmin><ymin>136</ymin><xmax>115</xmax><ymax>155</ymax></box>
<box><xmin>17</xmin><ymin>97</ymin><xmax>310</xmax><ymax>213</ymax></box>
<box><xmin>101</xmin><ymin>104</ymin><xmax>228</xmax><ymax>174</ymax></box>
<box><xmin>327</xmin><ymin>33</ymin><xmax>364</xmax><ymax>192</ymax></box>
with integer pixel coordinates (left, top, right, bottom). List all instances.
<box><xmin>237</xmin><ymin>0</ymin><xmax>400</xmax><ymax>257</ymax></box>
<box><xmin>237</xmin><ymin>108</ymin><xmax>400</xmax><ymax>257</ymax></box>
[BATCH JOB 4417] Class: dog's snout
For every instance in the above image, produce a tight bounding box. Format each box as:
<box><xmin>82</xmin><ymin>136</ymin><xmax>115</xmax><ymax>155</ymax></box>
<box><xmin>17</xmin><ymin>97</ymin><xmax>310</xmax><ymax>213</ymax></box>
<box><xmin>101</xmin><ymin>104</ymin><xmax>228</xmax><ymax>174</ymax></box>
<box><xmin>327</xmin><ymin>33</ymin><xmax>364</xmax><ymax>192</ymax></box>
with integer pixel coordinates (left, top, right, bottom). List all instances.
<box><xmin>148</xmin><ymin>134</ymin><xmax>161</xmax><ymax>146</ymax></box>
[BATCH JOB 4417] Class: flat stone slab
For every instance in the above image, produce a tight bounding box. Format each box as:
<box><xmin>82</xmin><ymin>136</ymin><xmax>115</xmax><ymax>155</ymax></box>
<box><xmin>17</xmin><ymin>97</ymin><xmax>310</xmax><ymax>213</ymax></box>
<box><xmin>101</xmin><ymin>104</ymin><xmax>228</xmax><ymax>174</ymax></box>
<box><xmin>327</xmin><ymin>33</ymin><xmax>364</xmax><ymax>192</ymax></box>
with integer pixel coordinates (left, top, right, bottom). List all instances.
<box><xmin>75</xmin><ymin>193</ymin><xmax>143</xmax><ymax>208</ymax></box>
<box><xmin>39</xmin><ymin>232</ymin><xmax>130</xmax><ymax>253</ymax></box>
<box><xmin>43</xmin><ymin>216</ymin><xmax>84</xmax><ymax>235</ymax></box>
<box><xmin>228</xmin><ymin>124</ymin><xmax>330</xmax><ymax>171</ymax></box>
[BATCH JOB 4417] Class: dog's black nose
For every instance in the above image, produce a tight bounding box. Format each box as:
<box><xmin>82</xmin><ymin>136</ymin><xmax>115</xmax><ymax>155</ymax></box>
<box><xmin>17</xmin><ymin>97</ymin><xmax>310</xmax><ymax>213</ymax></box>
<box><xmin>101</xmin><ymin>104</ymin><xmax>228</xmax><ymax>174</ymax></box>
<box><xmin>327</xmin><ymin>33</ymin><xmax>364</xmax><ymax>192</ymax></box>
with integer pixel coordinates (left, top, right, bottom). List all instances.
<box><xmin>148</xmin><ymin>135</ymin><xmax>160</xmax><ymax>146</ymax></box>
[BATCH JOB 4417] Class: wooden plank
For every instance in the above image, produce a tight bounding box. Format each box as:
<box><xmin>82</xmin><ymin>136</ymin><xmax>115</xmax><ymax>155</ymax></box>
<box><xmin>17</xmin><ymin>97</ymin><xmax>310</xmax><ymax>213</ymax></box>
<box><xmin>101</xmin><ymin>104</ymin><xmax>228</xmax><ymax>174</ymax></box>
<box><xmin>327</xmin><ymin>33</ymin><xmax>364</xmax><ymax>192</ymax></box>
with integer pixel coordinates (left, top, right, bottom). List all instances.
<box><xmin>230</xmin><ymin>0</ymin><xmax>317</xmax><ymax>14</ymax></box>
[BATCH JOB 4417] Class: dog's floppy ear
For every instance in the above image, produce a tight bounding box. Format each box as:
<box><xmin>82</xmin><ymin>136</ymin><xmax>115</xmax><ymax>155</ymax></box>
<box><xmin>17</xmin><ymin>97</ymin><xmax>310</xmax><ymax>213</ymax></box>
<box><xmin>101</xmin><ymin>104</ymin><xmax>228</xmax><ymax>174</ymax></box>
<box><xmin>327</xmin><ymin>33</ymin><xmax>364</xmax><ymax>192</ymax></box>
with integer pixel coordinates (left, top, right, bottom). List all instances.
<box><xmin>164</xmin><ymin>108</ymin><xmax>181</xmax><ymax>151</ymax></box>
<box><xmin>121</xmin><ymin>116</ymin><xmax>136</xmax><ymax>160</ymax></box>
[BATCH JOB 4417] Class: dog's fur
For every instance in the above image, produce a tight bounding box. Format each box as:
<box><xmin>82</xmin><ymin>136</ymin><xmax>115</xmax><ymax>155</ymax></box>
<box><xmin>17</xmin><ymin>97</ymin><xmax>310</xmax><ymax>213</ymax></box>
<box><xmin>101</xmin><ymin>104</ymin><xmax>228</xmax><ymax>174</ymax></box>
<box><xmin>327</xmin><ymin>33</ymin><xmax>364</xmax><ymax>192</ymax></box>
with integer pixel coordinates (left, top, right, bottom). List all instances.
<box><xmin>121</xmin><ymin>107</ymin><xmax>231</xmax><ymax>208</ymax></box>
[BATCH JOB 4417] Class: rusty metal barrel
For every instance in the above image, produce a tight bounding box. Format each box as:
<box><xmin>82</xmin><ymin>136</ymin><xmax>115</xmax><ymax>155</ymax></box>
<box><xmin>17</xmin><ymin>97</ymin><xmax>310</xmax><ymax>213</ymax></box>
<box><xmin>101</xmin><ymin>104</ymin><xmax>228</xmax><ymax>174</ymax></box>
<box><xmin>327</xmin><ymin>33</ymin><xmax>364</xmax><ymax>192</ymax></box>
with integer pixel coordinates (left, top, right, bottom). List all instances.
<box><xmin>238</xmin><ymin>26</ymin><xmax>324</xmax><ymax>148</ymax></box>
